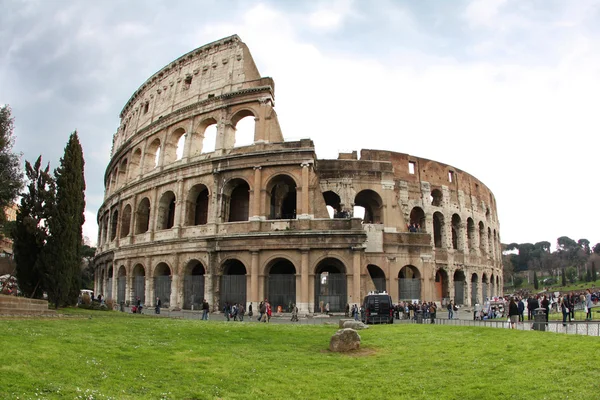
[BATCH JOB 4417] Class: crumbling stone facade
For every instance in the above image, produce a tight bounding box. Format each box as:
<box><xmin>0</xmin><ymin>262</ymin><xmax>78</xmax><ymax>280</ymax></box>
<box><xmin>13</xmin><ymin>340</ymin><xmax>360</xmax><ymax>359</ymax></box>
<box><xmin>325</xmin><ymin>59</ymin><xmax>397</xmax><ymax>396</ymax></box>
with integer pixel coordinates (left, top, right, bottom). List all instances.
<box><xmin>94</xmin><ymin>35</ymin><xmax>503</xmax><ymax>313</ymax></box>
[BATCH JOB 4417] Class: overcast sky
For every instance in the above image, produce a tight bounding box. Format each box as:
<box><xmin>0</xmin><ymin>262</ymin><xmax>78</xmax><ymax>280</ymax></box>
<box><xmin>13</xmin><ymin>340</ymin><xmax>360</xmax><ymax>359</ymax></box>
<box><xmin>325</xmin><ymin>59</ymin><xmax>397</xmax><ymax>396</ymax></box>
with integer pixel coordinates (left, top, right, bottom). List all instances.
<box><xmin>1</xmin><ymin>0</ymin><xmax>599</xmax><ymax>248</ymax></box>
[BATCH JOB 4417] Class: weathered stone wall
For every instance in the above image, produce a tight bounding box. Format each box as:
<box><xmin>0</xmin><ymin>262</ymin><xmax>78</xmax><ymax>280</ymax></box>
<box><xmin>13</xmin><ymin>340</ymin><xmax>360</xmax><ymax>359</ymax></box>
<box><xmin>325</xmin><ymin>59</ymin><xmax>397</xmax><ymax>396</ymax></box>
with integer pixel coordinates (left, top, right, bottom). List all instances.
<box><xmin>0</xmin><ymin>295</ymin><xmax>54</xmax><ymax>315</ymax></box>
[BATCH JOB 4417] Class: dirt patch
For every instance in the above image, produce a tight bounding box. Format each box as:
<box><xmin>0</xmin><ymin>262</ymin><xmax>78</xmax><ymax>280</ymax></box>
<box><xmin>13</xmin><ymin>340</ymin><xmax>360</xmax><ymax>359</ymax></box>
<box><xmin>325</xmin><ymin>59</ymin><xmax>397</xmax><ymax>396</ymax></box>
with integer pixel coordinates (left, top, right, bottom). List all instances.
<box><xmin>321</xmin><ymin>347</ymin><xmax>377</xmax><ymax>357</ymax></box>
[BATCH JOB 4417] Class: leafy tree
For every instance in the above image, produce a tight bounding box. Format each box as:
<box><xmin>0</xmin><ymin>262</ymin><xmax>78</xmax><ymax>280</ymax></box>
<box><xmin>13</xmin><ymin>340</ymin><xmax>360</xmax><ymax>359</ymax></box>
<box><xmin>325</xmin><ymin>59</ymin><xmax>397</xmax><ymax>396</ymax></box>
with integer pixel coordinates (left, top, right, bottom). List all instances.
<box><xmin>585</xmin><ymin>269</ymin><xmax>592</xmax><ymax>282</ymax></box>
<box><xmin>44</xmin><ymin>132</ymin><xmax>86</xmax><ymax>308</ymax></box>
<box><xmin>566</xmin><ymin>267</ymin><xmax>577</xmax><ymax>284</ymax></box>
<box><xmin>593</xmin><ymin>243</ymin><xmax>600</xmax><ymax>255</ymax></box>
<box><xmin>80</xmin><ymin>244</ymin><xmax>96</xmax><ymax>289</ymax></box>
<box><xmin>593</xmin><ymin>262</ymin><xmax>597</xmax><ymax>283</ymax></box>
<box><xmin>513</xmin><ymin>276</ymin><xmax>524</xmax><ymax>288</ymax></box>
<box><xmin>578</xmin><ymin>239</ymin><xmax>591</xmax><ymax>255</ymax></box>
<box><xmin>12</xmin><ymin>157</ymin><xmax>55</xmax><ymax>298</ymax></box>
<box><xmin>533</xmin><ymin>271</ymin><xmax>539</xmax><ymax>290</ymax></box>
<box><xmin>561</xmin><ymin>268</ymin><xmax>566</xmax><ymax>286</ymax></box>
<box><xmin>0</xmin><ymin>105</ymin><xmax>24</xmax><ymax>233</ymax></box>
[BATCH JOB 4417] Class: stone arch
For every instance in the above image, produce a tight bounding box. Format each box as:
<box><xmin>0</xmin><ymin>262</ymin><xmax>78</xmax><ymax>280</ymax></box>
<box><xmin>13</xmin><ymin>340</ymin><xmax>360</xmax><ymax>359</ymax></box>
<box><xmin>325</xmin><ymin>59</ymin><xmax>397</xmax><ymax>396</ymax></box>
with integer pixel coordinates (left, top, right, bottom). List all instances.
<box><xmin>157</xmin><ymin>190</ymin><xmax>176</xmax><ymax>230</ymax></box>
<box><xmin>223</xmin><ymin>178</ymin><xmax>250</xmax><ymax>222</ymax></box>
<box><xmin>186</xmin><ymin>183</ymin><xmax>209</xmax><ymax>226</ymax></box>
<box><xmin>467</xmin><ymin>218</ymin><xmax>475</xmax><ymax>252</ymax></box>
<box><xmin>479</xmin><ymin>221</ymin><xmax>486</xmax><ymax>254</ymax></box>
<box><xmin>129</xmin><ymin>148</ymin><xmax>142</xmax><ymax>179</ymax></box>
<box><xmin>266</xmin><ymin>258</ymin><xmax>297</xmax><ymax>312</ymax></box>
<box><xmin>433</xmin><ymin>211</ymin><xmax>445</xmax><ymax>248</ymax></box>
<box><xmin>232</xmin><ymin>109</ymin><xmax>256</xmax><ymax>148</ymax></box>
<box><xmin>120</xmin><ymin>204</ymin><xmax>132</xmax><ymax>238</ymax></box>
<box><xmin>409</xmin><ymin>207</ymin><xmax>426</xmax><ymax>232</ymax></box>
<box><xmin>117</xmin><ymin>265</ymin><xmax>127</xmax><ymax>303</ymax></box>
<box><xmin>451</xmin><ymin>214</ymin><xmax>462</xmax><ymax>250</ymax></box>
<box><xmin>488</xmin><ymin>227</ymin><xmax>493</xmax><ymax>256</ymax></box>
<box><xmin>490</xmin><ymin>273</ymin><xmax>495</xmax><ymax>298</ymax></box>
<box><xmin>354</xmin><ymin>189</ymin><xmax>383</xmax><ymax>224</ymax></box>
<box><xmin>106</xmin><ymin>265</ymin><xmax>114</xmax><ymax>300</ymax></box>
<box><xmin>220</xmin><ymin>259</ymin><xmax>247</xmax><ymax>306</ymax></box>
<box><xmin>117</xmin><ymin>158</ymin><xmax>128</xmax><ymax>188</ymax></box>
<box><xmin>132</xmin><ymin>263</ymin><xmax>146</xmax><ymax>304</ymax></box>
<box><xmin>398</xmin><ymin>265</ymin><xmax>421</xmax><ymax>300</ymax></box>
<box><xmin>453</xmin><ymin>270</ymin><xmax>466</xmax><ymax>305</ymax></box>
<box><xmin>143</xmin><ymin>138</ymin><xmax>161</xmax><ymax>172</ymax></box>
<box><xmin>430</xmin><ymin>188</ymin><xmax>443</xmax><ymax>207</ymax></box>
<box><xmin>471</xmin><ymin>273</ymin><xmax>479</xmax><ymax>305</ymax></box>
<box><xmin>193</xmin><ymin>117</ymin><xmax>218</xmax><ymax>155</ymax></box>
<box><xmin>482</xmin><ymin>273</ymin><xmax>489</xmax><ymax>301</ymax></box>
<box><xmin>183</xmin><ymin>259</ymin><xmax>205</xmax><ymax>310</ymax></box>
<box><xmin>135</xmin><ymin>197</ymin><xmax>151</xmax><ymax>234</ymax></box>
<box><xmin>367</xmin><ymin>264</ymin><xmax>386</xmax><ymax>292</ymax></box>
<box><xmin>435</xmin><ymin>267</ymin><xmax>449</xmax><ymax>301</ymax></box>
<box><xmin>314</xmin><ymin>257</ymin><xmax>347</xmax><ymax>312</ymax></box>
<box><xmin>266</xmin><ymin>174</ymin><xmax>297</xmax><ymax>220</ymax></box>
<box><xmin>163</xmin><ymin>127</ymin><xmax>186</xmax><ymax>164</ymax></box>
<box><xmin>154</xmin><ymin>262</ymin><xmax>172</xmax><ymax>308</ymax></box>
<box><xmin>322</xmin><ymin>190</ymin><xmax>342</xmax><ymax>218</ymax></box>
<box><xmin>110</xmin><ymin>209</ymin><xmax>119</xmax><ymax>241</ymax></box>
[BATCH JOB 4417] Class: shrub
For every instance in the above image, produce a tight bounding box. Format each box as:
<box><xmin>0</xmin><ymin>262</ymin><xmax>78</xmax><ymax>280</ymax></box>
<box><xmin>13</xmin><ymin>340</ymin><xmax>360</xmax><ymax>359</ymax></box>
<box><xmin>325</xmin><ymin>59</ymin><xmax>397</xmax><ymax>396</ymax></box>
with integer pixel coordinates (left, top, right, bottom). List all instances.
<box><xmin>81</xmin><ymin>293</ymin><xmax>91</xmax><ymax>305</ymax></box>
<box><xmin>105</xmin><ymin>299</ymin><xmax>115</xmax><ymax>310</ymax></box>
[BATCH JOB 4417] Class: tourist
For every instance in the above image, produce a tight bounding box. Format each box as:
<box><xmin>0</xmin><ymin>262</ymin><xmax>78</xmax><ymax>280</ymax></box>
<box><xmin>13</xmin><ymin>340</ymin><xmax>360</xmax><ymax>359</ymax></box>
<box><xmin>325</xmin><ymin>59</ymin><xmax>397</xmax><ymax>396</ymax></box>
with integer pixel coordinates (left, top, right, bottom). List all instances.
<box><xmin>447</xmin><ymin>300</ymin><xmax>454</xmax><ymax>319</ymax></box>
<box><xmin>238</xmin><ymin>303</ymin><xmax>245</xmax><ymax>321</ymax></box>
<box><xmin>429</xmin><ymin>302</ymin><xmax>437</xmax><ymax>324</ymax></box>
<box><xmin>291</xmin><ymin>304</ymin><xmax>299</xmax><ymax>322</ymax></box>
<box><xmin>223</xmin><ymin>302</ymin><xmax>231</xmax><ymax>321</ymax></box>
<box><xmin>560</xmin><ymin>296</ymin><xmax>569</xmax><ymax>327</ymax></box>
<box><xmin>155</xmin><ymin>296</ymin><xmax>161</xmax><ymax>314</ymax></box>
<box><xmin>585</xmin><ymin>289</ymin><xmax>593</xmax><ymax>321</ymax></box>
<box><xmin>508</xmin><ymin>297</ymin><xmax>519</xmax><ymax>329</ymax></box>
<box><xmin>352</xmin><ymin>304</ymin><xmax>359</xmax><ymax>321</ymax></box>
<box><xmin>136</xmin><ymin>296</ymin><xmax>143</xmax><ymax>314</ymax></box>
<box><xmin>266</xmin><ymin>300</ymin><xmax>272</xmax><ymax>323</ymax></box>
<box><xmin>259</xmin><ymin>301</ymin><xmax>266</xmax><ymax>322</ymax></box>
<box><xmin>248</xmin><ymin>302</ymin><xmax>253</xmax><ymax>319</ymax></box>
<box><xmin>325</xmin><ymin>302</ymin><xmax>330</xmax><ymax>315</ymax></box>
<box><xmin>541</xmin><ymin>295</ymin><xmax>550</xmax><ymax>323</ymax></box>
<box><xmin>345</xmin><ymin>303</ymin><xmax>350</xmax><ymax>317</ymax></box>
<box><xmin>517</xmin><ymin>297</ymin><xmax>525</xmax><ymax>322</ymax></box>
<box><xmin>201</xmin><ymin>299</ymin><xmax>209</xmax><ymax>320</ymax></box>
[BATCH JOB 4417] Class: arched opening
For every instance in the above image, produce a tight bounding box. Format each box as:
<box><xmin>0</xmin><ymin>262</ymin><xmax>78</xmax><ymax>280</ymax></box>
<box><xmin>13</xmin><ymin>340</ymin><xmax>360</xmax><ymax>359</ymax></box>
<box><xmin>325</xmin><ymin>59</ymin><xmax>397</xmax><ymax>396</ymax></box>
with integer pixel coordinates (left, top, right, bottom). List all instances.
<box><xmin>314</xmin><ymin>258</ymin><xmax>347</xmax><ymax>312</ymax></box>
<box><xmin>110</xmin><ymin>210</ymin><xmax>119</xmax><ymax>241</ymax></box>
<box><xmin>467</xmin><ymin>218</ymin><xmax>475</xmax><ymax>252</ymax></box>
<box><xmin>486</xmin><ymin>207</ymin><xmax>491</xmax><ymax>221</ymax></box>
<box><xmin>267</xmin><ymin>175</ymin><xmax>297</xmax><ymax>220</ymax></box>
<box><xmin>117</xmin><ymin>158</ymin><xmax>128</xmax><ymax>188</ymax></box>
<box><xmin>323</xmin><ymin>191</ymin><xmax>343</xmax><ymax>218</ymax></box>
<box><xmin>453</xmin><ymin>270</ymin><xmax>466</xmax><ymax>305</ymax></box>
<box><xmin>471</xmin><ymin>273</ymin><xmax>479</xmax><ymax>305</ymax></box>
<box><xmin>224</xmin><ymin>179</ymin><xmax>250</xmax><ymax>222</ymax></box>
<box><xmin>200</xmin><ymin>121</ymin><xmax>217</xmax><ymax>154</ymax></box>
<box><xmin>267</xmin><ymin>259</ymin><xmax>296</xmax><ymax>312</ymax></box>
<box><xmin>133</xmin><ymin>264</ymin><xmax>145</xmax><ymax>304</ymax></box>
<box><xmin>479</xmin><ymin>221</ymin><xmax>486</xmax><ymax>254</ymax></box>
<box><xmin>130</xmin><ymin>148</ymin><xmax>142</xmax><ymax>179</ymax></box>
<box><xmin>135</xmin><ymin>197</ymin><xmax>150</xmax><ymax>234</ymax></box>
<box><xmin>117</xmin><ymin>265</ymin><xmax>126</xmax><ymax>303</ymax></box>
<box><xmin>186</xmin><ymin>184</ymin><xmax>209</xmax><ymax>226</ymax></box>
<box><xmin>409</xmin><ymin>207</ymin><xmax>426</xmax><ymax>232</ymax></box>
<box><xmin>143</xmin><ymin>138</ymin><xmax>161</xmax><ymax>172</ymax></box>
<box><xmin>482</xmin><ymin>273</ymin><xmax>489</xmax><ymax>301</ymax></box>
<box><xmin>430</xmin><ymin>189</ymin><xmax>443</xmax><ymax>207</ymax></box>
<box><xmin>490</xmin><ymin>273</ymin><xmax>495</xmax><ymax>298</ymax></box>
<box><xmin>120</xmin><ymin>205</ymin><xmax>131</xmax><ymax>238</ymax></box>
<box><xmin>183</xmin><ymin>260</ymin><xmax>205</xmax><ymax>310</ymax></box>
<box><xmin>106</xmin><ymin>266</ymin><xmax>113</xmax><ymax>300</ymax></box>
<box><xmin>354</xmin><ymin>190</ymin><xmax>383</xmax><ymax>224</ymax></box>
<box><xmin>100</xmin><ymin>269</ymin><xmax>105</xmax><ymax>297</ymax></box>
<box><xmin>367</xmin><ymin>264</ymin><xmax>386</xmax><ymax>292</ymax></box>
<box><xmin>433</xmin><ymin>211</ymin><xmax>444</xmax><ymax>248</ymax></box>
<box><xmin>398</xmin><ymin>266</ymin><xmax>421</xmax><ymax>300</ymax></box>
<box><xmin>488</xmin><ymin>227</ymin><xmax>493</xmax><ymax>256</ymax></box>
<box><xmin>435</xmin><ymin>268</ymin><xmax>449</xmax><ymax>301</ymax></box>
<box><xmin>163</xmin><ymin>127</ymin><xmax>186</xmax><ymax>165</ymax></box>
<box><xmin>157</xmin><ymin>191</ymin><xmax>176</xmax><ymax>230</ymax></box>
<box><xmin>451</xmin><ymin>214</ymin><xmax>461</xmax><ymax>250</ymax></box>
<box><xmin>220</xmin><ymin>259</ymin><xmax>247</xmax><ymax>306</ymax></box>
<box><xmin>233</xmin><ymin>112</ymin><xmax>255</xmax><ymax>147</ymax></box>
<box><xmin>154</xmin><ymin>262</ymin><xmax>172</xmax><ymax>308</ymax></box>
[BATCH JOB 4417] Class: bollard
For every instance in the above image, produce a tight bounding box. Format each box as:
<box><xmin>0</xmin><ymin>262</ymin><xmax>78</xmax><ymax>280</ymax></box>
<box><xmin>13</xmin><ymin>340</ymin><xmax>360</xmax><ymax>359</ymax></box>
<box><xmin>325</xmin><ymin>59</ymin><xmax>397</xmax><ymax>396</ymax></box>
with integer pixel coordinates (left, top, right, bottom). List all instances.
<box><xmin>416</xmin><ymin>310</ymin><xmax>424</xmax><ymax>324</ymax></box>
<box><xmin>533</xmin><ymin>308</ymin><xmax>546</xmax><ymax>331</ymax></box>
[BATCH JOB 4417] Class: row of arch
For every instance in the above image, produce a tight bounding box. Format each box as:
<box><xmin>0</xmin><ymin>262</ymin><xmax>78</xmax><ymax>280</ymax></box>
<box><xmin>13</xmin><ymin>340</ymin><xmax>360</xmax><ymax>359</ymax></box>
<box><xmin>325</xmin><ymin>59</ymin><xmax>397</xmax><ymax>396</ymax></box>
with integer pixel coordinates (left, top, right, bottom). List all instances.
<box><xmin>107</xmin><ymin>113</ymin><xmax>256</xmax><ymax>195</ymax></box>
<box><xmin>429</xmin><ymin>188</ymin><xmax>496</xmax><ymax>223</ymax></box>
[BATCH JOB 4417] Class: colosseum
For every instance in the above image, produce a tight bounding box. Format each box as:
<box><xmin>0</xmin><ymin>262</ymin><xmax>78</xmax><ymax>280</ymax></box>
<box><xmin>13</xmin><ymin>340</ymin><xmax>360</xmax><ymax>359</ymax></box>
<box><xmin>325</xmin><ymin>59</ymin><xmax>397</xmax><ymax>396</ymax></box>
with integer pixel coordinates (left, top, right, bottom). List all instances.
<box><xmin>93</xmin><ymin>35</ymin><xmax>503</xmax><ymax>314</ymax></box>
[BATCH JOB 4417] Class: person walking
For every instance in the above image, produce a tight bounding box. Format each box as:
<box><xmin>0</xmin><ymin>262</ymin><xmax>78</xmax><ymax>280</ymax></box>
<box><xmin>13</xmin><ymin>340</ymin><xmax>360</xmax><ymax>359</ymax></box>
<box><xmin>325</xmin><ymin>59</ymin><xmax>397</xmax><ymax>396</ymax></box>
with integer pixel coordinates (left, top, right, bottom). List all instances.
<box><xmin>508</xmin><ymin>297</ymin><xmax>519</xmax><ymax>329</ymax></box>
<box><xmin>155</xmin><ymin>297</ymin><xmax>161</xmax><ymax>314</ymax></box>
<box><xmin>201</xmin><ymin>299</ymin><xmax>209</xmax><ymax>320</ymax></box>
<box><xmin>560</xmin><ymin>296</ymin><xmax>569</xmax><ymax>327</ymax></box>
<box><xmin>248</xmin><ymin>302</ymin><xmax>253</xmax><ymax>319</ymax></box>
<box><xmin>447</xmin><ymin>300</ymin><xmax>454</xmax><ymax>319</ymax></box>
<box><xmin>585</xmin><ymin>289</ymin><xmax>593</xmax><ymax>321</ymax></box>
<box><xmin>517</xmin><ymin>297</ymin><xmax>525</xmax><ymax>322</ymax></box>
<box><xmin>291</xmin><ymin>304</ymin><xmax>299</xmax><ymax>322</ymax></box>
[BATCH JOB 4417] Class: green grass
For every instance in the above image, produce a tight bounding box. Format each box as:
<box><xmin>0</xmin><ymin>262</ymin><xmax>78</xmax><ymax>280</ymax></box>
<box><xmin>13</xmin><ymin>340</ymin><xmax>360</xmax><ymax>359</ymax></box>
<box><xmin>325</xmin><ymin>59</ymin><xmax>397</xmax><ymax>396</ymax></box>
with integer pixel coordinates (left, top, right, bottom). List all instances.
<box><xmin>1</xmin><ymin>309</ymin><xmax>598</xmax><ymax>400</ymax></box>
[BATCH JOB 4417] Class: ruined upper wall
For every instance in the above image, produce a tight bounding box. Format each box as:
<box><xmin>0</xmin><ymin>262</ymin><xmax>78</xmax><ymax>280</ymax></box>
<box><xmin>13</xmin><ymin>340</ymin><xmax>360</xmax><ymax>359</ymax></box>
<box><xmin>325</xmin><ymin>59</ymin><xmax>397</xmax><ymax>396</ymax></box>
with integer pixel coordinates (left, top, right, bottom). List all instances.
<box><xmin>114</xmin><ymin>35</ymin><xmax>267</xmax><ymax>149</ymax></box>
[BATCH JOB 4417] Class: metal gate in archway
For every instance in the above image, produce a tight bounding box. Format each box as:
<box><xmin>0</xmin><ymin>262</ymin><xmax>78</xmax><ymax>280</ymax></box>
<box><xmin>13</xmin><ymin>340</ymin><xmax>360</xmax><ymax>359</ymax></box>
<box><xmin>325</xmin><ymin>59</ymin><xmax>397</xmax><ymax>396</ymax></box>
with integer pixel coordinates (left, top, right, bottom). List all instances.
<box><xmin>154</xmin><ymin>276</ymin><xmax>172</xmax><ymax>307</ymax></box>
<box><xmin>220</xmin><ymin>275</ymin><xmax>246</xmax><ymax>305</ymax></box>
<box><xmin>482</xmin><ymin>283</ymin><xmax>488</xmax><ymax>301</ymax></box>
<box><xmin>133</xmin><ymin>276</ymin><xmax>145</xmax><ymax>304</ymax></box>
<box><xmin>184</xmin><ymin>275</ymin><xmax>205</xmax><ymax>310</ymax></box>
<box><xmin>471</xmin><ymin>282</ymin><xmax>478</xmax><ymax>305</ymax></box>
<box><xmin>399</xmin><ymin>279</ymin><xmax>421</xmax><ymax>300</ymax></box>
<box><xmin>117</xmin><ymin>277</ymin><xmax>126</xmax><ymax>303</ymax></box>
<box><xmin>314</xmin><ymin>273</ymin><xmax>346</xmax><ymax>312</ymax></box>
<box><xmin>106</xmin><ymin>278</ymin><xmax>113</xmax><ymax>300</ymax></box>
<box><xmin>268</xmin><ymin>275</ymin><xmax>296</xmax><ymax>312</ymax></box>
<box><xmin>454</xmin><ymin>280</ymin><xmax>464</xmax><ymax>304</ymax></box>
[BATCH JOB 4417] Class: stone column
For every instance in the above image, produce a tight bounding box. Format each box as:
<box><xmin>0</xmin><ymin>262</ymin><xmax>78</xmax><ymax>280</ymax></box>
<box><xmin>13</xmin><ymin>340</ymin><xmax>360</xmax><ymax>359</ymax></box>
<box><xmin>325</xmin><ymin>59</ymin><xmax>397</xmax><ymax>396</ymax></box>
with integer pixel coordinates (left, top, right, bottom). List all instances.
<box><xmin>111</xmin><ymin>262</ymin><xmax>118</xmax><ymax>302</ymax></box>
<box><xmin>381</xmin><ymin>180</ymin><xmax>396</xmax><ymax>231</ymax></box>
<box><xmin>251</xmin><ymin>251</ymin><xmax>259</xmax><ymax>304</ymax></box>
<box><xmin>353</xmin><ymin>248</ymin><xmax>362</xmax><ymax>305</ymax></box>
<box><xmin>174</xmin><ymin>178</ymin><xmax>184</xmax><ymax>237</ymax></box>
<box><xmin>145</xmin><ymin>257</ymin><xmax>152</xmax><ymax>307</ymax></box>
<box><xmin>299</xmin><ymin>162</ymin><xmax>311</xmax><ymax>219</ymax></box>
<box><xmin>183</xmin><ymin>119</ymin><xmax>194</xmax><ymax>159</ymax></box>
<box><xmin>300</xmin><ymin>249</ymin><xmax>309</xmax><ymax>314</ymax></box>
<box><xmin>250</xmin><ymin>167</ymin><xmax>262</xmax><ymax>220</ymax></box>
<box><xmin>149</xmin><ymin>186</ymin><xmax>158</xmax><ymax>241</ymax></box>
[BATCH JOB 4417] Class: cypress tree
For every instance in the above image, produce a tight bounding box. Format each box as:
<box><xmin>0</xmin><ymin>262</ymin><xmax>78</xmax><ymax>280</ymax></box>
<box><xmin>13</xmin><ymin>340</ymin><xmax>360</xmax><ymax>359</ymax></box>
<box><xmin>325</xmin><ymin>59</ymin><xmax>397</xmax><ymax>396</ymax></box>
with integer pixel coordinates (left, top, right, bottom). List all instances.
<box><xmin>533</xmin><ymin>271</ymin><xmax>539</xmax><ymax>290</ymax></box>
<box><xmin>593</xmin><ymin>262</ymin><xmax>597</xmax><ymax>283</ymax></box>
<box><xmin>13</xmin><ymin>157</ymin><xmax>55</xmax><ymax>298</ymax></box>
<box><xmin>45</xmin><ymin>132</ymin><xmax>86</xmax><ymax>308</ymax></box>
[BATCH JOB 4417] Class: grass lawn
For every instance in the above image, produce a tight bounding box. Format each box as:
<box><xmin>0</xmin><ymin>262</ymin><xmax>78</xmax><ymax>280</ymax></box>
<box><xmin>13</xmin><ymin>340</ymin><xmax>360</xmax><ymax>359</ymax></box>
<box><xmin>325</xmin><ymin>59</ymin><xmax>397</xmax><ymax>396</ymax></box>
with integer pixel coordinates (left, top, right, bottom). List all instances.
<box><xmin>1</xmin><ymin>309</ymin><xmax>598</xmax><ymax>400</ymax></box>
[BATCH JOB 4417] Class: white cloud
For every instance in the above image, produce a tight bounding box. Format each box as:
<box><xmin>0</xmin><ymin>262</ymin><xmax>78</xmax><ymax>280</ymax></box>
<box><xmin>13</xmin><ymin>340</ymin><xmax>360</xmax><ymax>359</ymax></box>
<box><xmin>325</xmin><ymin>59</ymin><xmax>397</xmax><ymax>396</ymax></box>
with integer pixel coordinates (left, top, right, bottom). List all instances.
<box><xmin>83</xmin><ymin>210</ymin><xmax>98</xmax><ymax>247</ymax></box>
<box><xmin>307</xmin><ymin>0</ymin><xmax>356</xmax><ymax>31</ymax></box>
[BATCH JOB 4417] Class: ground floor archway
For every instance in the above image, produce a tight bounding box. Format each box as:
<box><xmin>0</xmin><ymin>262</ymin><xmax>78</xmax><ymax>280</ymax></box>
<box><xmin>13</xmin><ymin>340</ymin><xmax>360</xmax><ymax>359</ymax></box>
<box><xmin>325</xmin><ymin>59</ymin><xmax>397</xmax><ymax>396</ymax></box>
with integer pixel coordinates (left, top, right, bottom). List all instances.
<box><xmin>398</xmin><ymin>265</ymin><xmax>421</xmax><ymax>300</ymax></box>
<box><xmin>220</xmin><ymin>259</ymin><xmax>247</xmax><ymax>306</ymax></box>
<box><xmin>183</xmin><ymin>260</ymin><xmax>205</xmax><ymax>310</ymax></box>
<box><xmin>267</xmin><ymin>259</ymin><xmax>296</xmax><ymax>312</ymax></box>
<box><xmin>314</xmin><ymin>258</ymin><xmax>347</xmax><ymax>312</ymax></box>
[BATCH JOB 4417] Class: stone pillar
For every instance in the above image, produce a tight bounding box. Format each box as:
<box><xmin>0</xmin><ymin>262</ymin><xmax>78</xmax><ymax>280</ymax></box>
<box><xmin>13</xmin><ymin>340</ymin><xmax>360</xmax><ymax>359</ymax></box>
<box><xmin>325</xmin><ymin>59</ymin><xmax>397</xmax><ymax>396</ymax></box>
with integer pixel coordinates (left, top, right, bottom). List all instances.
<box><xmin>145</xmin><ymin>257</ymin><xmax>152</xmax><ymax>307</ymax></box>
<box><xmin>149</xmin><ymin>186</ymin><xmax>158</xmax><ymax>241</ymax></box>
<box><xmin>298</xmin><ymin>162</ymin><xmax>312</xmax><ymax>219</ymax></box>
<box><xmin>381</xmin><ymin>180</ymin><xmax>396</xmax><ymax>231</ymax></box>
<box><xmin>300</xmin><ymin>249</ymin><xmax>309</xmax><ymax>314</ymax></box>
<box><xmin>170</xmin><ymin>274</ymin><xmax>179</xmax><ymax>309</ymax></box>
<box><xmin>352</xmin><ymin>249</ymin><xmax>362</xmax><ymax>305</ymax></box>
<box><xmin>251</xmin><ymin>251</ymin><xmax>259</xmax><ymax>304</ymax></box>
<box><xmin>250</xmin><ymin>167</ymin><xmax>262</xmax><ymax>220</ymax></box>
<box><xmin>111</xmin><ymin>262</ymin><xmax>118</xmax><ymax>302</ymax></box>
<box><xmin>174</xmin><ymin>178</ymin><xmax>184</xmax><ymax>237</ymax></box>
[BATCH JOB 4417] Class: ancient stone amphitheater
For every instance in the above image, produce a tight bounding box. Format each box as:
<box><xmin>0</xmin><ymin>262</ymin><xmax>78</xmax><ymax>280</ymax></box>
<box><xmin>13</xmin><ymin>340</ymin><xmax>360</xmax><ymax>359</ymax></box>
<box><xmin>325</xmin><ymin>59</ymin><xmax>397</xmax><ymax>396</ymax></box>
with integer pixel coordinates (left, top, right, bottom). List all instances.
<box><xmin>94</xmin><ymin>35</ymin><xmax>503</xmax><ymax>313</ymax></box>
